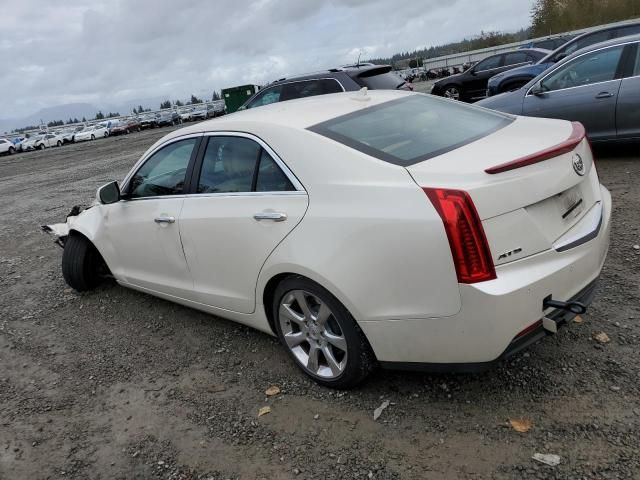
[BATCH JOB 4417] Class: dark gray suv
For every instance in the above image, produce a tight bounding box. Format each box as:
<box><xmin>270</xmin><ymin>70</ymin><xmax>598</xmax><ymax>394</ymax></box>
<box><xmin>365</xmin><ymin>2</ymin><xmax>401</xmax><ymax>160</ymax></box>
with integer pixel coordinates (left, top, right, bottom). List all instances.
<box><xmin>239</xmin><ymin>65</ymin><xmax>411</xmax><ymax>110</ymax></box>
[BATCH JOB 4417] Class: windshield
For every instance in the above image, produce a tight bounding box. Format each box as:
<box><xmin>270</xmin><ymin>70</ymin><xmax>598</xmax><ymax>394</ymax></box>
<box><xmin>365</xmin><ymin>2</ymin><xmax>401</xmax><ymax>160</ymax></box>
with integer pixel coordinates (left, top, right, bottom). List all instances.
<box><xmin>309</xmin><ymin>94</ymin><xmax>512</xmax><ymax>166</ymax></box>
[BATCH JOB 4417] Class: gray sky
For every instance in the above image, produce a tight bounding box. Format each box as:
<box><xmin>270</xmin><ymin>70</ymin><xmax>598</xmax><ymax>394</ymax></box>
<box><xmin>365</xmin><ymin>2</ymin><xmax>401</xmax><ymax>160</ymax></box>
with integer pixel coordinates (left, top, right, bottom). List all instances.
<box><xmin>1</xmin><ymin>0</ymin><xmax>535</xmax><ymax>118</ymax></box>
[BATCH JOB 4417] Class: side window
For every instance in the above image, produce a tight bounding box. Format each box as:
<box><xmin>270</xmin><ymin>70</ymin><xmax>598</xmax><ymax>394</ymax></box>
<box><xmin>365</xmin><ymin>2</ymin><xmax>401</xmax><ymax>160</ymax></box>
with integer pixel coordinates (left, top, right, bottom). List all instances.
<box><xmin>281</xmin><ymin>79</ymin><xmax>342</xmax><ymax>101</ymax></box>
<box><xmin>561</xmin><ymin>31</ymin><xmax>611</xmax><ymax>59</ymax></box>
<box><xmin>504</xmin><ymin>52</ymin><xmax>529</xmax><ymax>65</ymax></box>
<box><xmin>475</xmin><ymin>55</ymin><xmax>503</xmax><ymax>71</ymax></box>
<box><xmin>129</xmin><ymin>138</ymin><xmax>197</xmax><ymax>198</ymax></box>
<box><xmin>255</xmin><ymin>150</ymin><xmax>294</xmax><ymax>192</ymax></box>
<box><xmin>196</xmin><ymin>137</ymin><xmax>296</xmax><ymax>194</ymax></box>
<box><xmin>541</xmin><ymin>46</ymin><xmax>624</xmax><ymax>92</ymax></box>
<box><xmin>197</xmin><ymin>137</ymin><xmax>260</xmax><ymax>193</ymax></box>
<box><xmin>612</xmin><ymin>25</ymin><xmax>640</xmax><ymax>39</ymax></box>
<box><xmin>245</xmin><ymin>86</ymin><xmax>283</xmax><ymax>109</ymax></box>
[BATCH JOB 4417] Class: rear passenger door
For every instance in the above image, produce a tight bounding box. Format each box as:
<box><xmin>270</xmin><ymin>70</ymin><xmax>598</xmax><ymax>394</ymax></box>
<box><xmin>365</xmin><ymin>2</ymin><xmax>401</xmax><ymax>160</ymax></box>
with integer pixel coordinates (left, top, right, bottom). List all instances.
<box><xmin>616</xmin><ymin>42</ymin><xmax>640</xmax><ymax>140</ymax></box>
<box><xmin>178</xmin><ymin>133</ymin><xmax>308</xmax><ymax>313</ymax></box>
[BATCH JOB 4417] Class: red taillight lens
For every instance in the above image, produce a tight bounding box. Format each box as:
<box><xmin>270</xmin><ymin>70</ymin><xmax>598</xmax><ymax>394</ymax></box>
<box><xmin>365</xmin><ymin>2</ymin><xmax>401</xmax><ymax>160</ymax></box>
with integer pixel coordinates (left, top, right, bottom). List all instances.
<box><xmin>423</xmin><ymin>188</ymin><xmax>496</xmax><ymax>284</ymax></box>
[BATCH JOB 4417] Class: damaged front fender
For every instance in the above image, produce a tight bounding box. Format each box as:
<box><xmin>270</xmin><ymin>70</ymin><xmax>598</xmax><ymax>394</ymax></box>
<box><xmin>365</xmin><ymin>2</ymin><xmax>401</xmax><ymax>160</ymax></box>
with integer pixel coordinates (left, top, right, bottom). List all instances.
<box><xmin>42</xmin><ymin>204</ymin><xmax>96</xmax><ymax>248</ymax></box>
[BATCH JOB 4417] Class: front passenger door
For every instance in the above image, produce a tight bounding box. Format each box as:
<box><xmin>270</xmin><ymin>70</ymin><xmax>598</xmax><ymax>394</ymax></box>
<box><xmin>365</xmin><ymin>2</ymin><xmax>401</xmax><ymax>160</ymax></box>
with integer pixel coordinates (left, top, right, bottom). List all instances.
<box><xmin>99</xmin><ymin>136</ymin><xmax>201</xmax><ymax>298</ymax></box>
<box><xmin>179</xmin><ymin>134</ymin><xmax>308</xmax><ymax>314</ymax></box>
<box><xmin>522</xmin><ymin>45</ymin><xmax>625</xmax><ymax>140</ymax></box>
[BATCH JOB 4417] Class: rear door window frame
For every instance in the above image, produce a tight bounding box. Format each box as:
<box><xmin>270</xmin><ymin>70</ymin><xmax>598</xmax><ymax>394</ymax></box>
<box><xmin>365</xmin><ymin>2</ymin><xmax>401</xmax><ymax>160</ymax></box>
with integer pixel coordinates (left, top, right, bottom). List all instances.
<box><xmin>186</xmin><ymin>131</ymin><xmax>305</xmax><ymax>196</ymax></box>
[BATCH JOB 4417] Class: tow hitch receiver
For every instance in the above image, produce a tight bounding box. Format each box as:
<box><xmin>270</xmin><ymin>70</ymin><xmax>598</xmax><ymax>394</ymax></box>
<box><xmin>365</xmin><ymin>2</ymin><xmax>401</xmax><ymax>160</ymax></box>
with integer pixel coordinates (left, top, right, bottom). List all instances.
<box><xmin>541</xmin><ymin>295</ymin><xmax>588</xmax><ymax>334</ymax></box>
<box><xmin>543</xmin><ymin>295</ymin><xmax>587</xmax><ymax>315</ymax></box>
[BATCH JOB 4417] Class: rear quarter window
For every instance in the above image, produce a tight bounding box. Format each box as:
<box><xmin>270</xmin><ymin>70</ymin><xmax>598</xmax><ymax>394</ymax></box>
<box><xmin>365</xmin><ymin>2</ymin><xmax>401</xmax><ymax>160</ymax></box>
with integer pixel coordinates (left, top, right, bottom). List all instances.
<box><xmin>309</xmin><ymin>95</ymin><xmax>512</xmax><ymax>166</ymax></box>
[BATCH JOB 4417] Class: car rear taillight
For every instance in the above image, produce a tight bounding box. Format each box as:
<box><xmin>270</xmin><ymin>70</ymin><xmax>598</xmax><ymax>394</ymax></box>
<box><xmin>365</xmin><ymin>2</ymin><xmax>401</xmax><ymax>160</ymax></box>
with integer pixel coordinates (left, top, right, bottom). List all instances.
<box><xmin>423</xmin><ymin>188</ymin><xmax>496</xmax><ymax>284</ymax></box>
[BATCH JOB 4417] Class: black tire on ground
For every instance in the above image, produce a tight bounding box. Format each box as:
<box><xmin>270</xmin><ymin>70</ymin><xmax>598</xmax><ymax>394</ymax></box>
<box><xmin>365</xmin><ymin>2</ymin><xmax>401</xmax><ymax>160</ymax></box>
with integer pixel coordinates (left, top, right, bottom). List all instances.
<box><xmin>91</xmin><ymin>135</ymin><xmax>95</xmax><ymax>140</ymax></box>
<box><xmin>38</xmin><ymin>144</ymin><xmax>45</xmax><ymax>150</ymax></box>
<box><xmin>272</xmin><ymin>276</ymin><xmax>376</xmax><ymax>389</ymax></box>
<box><xmin>57</xmin><ymin>141</ymin><xmax>62</xmax><ymax>147</ymax></box>
<box><xmin>126</xmin><ymin>129</ymin><xmax>130</xmax><ymax>134</ymax></box>
<box><xmin>61</xmin><ymin>234</ymin><xmax>103</xmax><ymax>292</ymax></box>
<box><xmin>8</xmin><ymin>147</ymin><xmax>15</xmax><ymax>155</ymax></box>
<box><xmin>104</xmin><ymin>132</ymin><xmax>108</xmax><ymax>137</ymax></box>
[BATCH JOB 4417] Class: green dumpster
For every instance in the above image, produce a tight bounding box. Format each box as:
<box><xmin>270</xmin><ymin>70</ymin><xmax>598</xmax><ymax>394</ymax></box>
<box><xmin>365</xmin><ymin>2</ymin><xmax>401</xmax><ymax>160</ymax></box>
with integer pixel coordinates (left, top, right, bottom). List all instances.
<box><xmin>222</xmin><ymin>85</ymin><xmax>260</xmax><ymax>113</ymax></box>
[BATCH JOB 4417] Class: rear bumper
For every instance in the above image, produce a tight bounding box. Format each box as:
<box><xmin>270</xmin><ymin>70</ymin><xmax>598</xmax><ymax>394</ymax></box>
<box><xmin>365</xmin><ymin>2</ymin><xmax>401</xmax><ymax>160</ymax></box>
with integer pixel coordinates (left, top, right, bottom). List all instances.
<box><xmin>360</xmin><ymin>185</ymin><xmax>611</xmax><ymax>367</ymax></box>
<box><xmin>379</xmin><ymin>278</ymin><xmax>599</xmax><ymax>373</ymax></box>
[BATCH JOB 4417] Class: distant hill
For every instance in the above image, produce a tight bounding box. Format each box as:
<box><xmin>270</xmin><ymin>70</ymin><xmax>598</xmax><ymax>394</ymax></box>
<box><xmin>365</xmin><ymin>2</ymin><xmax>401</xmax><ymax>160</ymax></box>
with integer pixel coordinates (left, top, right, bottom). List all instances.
<box><xmin>0</xmin><ymin>103</ymin><xmax>98</xmax><ymax>134</ymax></box>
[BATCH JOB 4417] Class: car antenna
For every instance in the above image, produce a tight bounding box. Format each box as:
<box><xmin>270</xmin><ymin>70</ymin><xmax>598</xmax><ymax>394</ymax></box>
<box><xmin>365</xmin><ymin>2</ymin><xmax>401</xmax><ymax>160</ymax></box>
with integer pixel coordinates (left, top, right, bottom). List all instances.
<box><xmin>356</xmin><ymin>52</ymin><xmax>362</xmax><ymax>67</ymax></box>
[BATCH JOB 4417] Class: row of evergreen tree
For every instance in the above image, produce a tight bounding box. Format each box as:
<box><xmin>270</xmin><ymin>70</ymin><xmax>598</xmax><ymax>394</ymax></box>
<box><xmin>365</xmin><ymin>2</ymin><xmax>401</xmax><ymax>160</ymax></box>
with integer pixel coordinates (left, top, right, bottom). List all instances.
<box><xmin>372</xmin><ymin>0</ymin><xmax>638</xmax><ymax>67</ymax></box>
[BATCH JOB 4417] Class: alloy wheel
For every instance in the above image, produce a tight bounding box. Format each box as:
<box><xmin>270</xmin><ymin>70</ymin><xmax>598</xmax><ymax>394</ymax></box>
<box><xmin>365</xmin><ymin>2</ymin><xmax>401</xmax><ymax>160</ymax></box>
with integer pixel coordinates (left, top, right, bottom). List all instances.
<box><xmin>278</xmin><ymin>290</ymin><xmax>348</xmax><ymax>379</ymax></box>
<box><xmin>444</xmin><ymin>86</ymin><xmax>461</xmax><ymax>100</ymax></box>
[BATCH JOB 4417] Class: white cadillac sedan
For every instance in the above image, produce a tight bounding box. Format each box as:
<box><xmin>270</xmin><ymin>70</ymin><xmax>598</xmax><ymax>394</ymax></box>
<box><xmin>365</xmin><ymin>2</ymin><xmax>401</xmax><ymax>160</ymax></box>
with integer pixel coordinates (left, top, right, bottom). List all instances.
<box><xmin>45</xmin><ymin>90</ymin><xmax>611</xmax><ymax>388</ymax></box>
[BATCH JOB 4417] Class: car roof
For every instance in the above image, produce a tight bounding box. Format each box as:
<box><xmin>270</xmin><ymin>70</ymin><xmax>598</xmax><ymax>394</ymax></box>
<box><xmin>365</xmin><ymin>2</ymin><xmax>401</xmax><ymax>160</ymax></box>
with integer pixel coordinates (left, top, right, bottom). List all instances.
<box><xmin>157</xmin><ymin>90</ymin><xmax>412</xmax><ymax>141</ymax></box>
<box><xmin>267</xmin><ymin>64</ymin><xmax>393</xmax><ymax>85</ymax></box>
<box><xmin>561</xmin><ymin>32</ymin><xmax>640</xmax><ymax>61</ymax></box>
<box><xmin>542</xmin><ymin>21</ymin><xmax>640</xmax><ymax>61</ymax></box>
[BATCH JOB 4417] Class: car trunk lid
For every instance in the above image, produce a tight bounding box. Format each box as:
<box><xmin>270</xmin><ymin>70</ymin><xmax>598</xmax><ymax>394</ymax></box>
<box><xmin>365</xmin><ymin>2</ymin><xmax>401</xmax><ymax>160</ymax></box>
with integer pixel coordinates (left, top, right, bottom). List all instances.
<box><xmin>406</xmin><ymin>116</ymin><xmax>602</xmax><ymax>266</ymax></box>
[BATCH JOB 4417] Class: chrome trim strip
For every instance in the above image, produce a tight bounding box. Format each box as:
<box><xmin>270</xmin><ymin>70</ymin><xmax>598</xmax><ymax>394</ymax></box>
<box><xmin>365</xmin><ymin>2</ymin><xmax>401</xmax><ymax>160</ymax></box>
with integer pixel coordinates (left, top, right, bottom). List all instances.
<box><xmin>554</xmin><ymin>202</ymin><xmax>603</xmax><ymax>252</ymax></box>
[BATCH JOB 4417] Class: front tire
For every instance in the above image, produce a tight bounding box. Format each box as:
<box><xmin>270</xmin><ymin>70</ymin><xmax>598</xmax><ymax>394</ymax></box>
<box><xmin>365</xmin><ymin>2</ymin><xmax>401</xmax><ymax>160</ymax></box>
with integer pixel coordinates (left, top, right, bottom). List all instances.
<box><xmin>38</xmin><ymin>144</ymin><xmax>45</xmax><ymax>150</ymax></box>
<box><xmin>91</xmin><ymin>135</ymin><xmax>95</xmax><ymax>140</ymax></box>
<box><xmin>8</xmin><ymin>147</ymin><xmax>15</xmax><ymax>155</ymax></box>
<box><xmin>57</xmin><ymin>141</ymin><xmax>62</xmax><ymax>147</ymax></box>
<box><xmin>443</xmin><ymin>85</ymin><xmax>462</xmax><ymax>101</ymax></box>
<box><xmin>62</xmin><ymin>234</ymin><xmax>103</xmax><ymax>291</ymax></box>
<box><xmin>273</xmin><ymin>276</ymin><xmax>375</xmax><ymax>388</ymax></box>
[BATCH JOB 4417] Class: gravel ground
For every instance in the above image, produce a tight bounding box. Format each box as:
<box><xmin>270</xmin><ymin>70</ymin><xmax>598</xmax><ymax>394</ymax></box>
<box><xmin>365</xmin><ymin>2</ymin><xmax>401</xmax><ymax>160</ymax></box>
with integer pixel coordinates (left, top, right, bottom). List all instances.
<box><xmin>1</xmin><ymin>126</ymin><xmax>639</xmax><ymax>480</ymax></box>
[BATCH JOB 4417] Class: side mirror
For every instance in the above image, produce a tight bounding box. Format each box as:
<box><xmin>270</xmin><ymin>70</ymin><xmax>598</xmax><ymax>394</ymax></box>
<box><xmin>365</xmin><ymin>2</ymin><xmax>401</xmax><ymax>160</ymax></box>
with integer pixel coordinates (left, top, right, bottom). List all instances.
<box><xmin>97</xmin><ymin>181</ymin><xmax>121</xmax><ymax>205</ymax></box>
<box><xmin>530</xmin><ymin>81</ymin><xmax>545</xmax><ymax>96</ymax></box>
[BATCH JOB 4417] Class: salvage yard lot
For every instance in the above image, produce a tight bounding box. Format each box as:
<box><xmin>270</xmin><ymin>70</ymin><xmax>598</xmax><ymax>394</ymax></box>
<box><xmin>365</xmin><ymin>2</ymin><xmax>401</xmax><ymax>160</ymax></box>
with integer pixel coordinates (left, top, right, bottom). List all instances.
<box><xmin>1</xmin><ymin>126</ymin><xmax>639</xmax><ymax>479</ymax></box>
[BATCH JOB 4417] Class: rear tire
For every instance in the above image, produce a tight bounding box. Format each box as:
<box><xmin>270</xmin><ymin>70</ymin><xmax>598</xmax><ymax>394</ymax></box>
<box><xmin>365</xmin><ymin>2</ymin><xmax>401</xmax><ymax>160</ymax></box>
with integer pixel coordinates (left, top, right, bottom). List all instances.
<box><xmin>91</xmin><ymin>135</ymin><xmax>95</xmax><ymax>140</ymax></box>
<box><xmin>273</xmin><ymin>276</ymin><xmax>375</xmax><ymax>389</ymax></box>
<box><xmin>62</xmin><ymin>234</ymin><xmax>103</xmax><ymax>291</ymax></box>
<box><xmin>38</xmin><ymin>144</ymin><xmax>45</xmax><ymax>150</ymax></box>
<box><xmin>57</xmin><ymin>141</ymin><xmax>62</xmax><ymax>147</ymax></box>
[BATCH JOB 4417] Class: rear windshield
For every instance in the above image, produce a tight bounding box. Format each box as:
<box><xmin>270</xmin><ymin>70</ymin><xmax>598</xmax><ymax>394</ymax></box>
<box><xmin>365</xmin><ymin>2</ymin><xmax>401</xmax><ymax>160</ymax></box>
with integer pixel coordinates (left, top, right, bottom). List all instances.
<box><xmin>355</xmin><ymin>71</ymin><xmax>406</xmax><ymax>90</ymax></box>
<box><xmin>309</xmin><ymin>95</ymin><xmax>512</xmax><ymax>166</ymax></box>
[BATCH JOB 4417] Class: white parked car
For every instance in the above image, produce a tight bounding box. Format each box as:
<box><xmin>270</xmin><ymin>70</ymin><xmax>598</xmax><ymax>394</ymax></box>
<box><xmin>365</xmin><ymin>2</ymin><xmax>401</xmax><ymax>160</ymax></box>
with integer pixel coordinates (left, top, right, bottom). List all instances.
<box><xmin>45</xmin><ymin>91</ymin><xmax>611</xmax><ymax>388</ymax></box>
<box><xmin>22</xmin><ymin>133</ymin><xmax>64</xmax><ymax>150</ymax></box>
<box><xmin>0</xmin><ymin>138</ymin><xmax>16</xmax><ymax>155</ymax></box>
<box><xmin>179</xmin><ymin>108</ymin><xmax>194</xmax><ymax>122</ymax></box>
<box><xmin>75</xmin><ymin>125</ymin><xmax>109</xmax><ymax>142</ymax></box>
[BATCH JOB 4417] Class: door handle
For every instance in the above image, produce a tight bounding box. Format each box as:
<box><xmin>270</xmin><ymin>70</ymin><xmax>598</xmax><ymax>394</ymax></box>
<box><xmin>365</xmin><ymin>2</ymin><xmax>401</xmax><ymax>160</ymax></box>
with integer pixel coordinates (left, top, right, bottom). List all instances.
<box><xmin>154</xmin><ymin>216</ymin><xmax>175</xmax><ymax>224</ymax></box>
<box><xmin>253</xmin><ymin>212</ymin><xmax>287</xmax><ymax>222</ymax></box>
<box><xmin>595</xmin><ymin>92</ymin><xmax>614</xmax><ymax>99</ymax></box>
